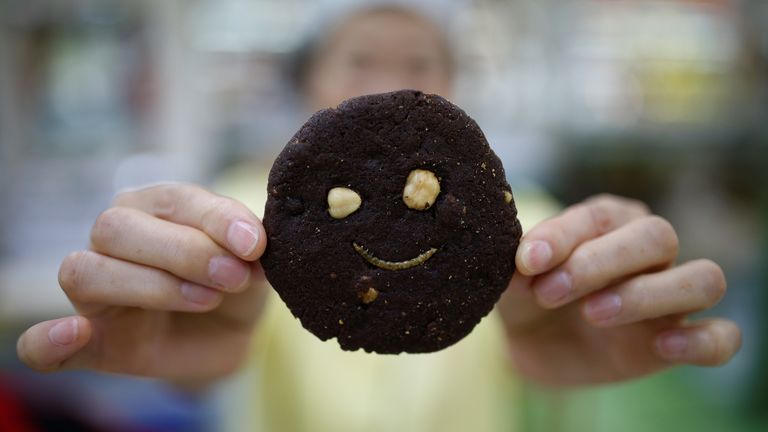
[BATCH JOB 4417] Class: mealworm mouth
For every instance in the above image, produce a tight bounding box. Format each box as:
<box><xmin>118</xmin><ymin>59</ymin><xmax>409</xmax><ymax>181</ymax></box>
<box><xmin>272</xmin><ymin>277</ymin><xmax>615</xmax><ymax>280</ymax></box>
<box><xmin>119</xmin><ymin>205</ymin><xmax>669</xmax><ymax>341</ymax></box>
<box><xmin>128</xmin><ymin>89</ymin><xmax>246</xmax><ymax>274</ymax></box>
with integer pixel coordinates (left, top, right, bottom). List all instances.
<box><xmin>352</xmin><ymin>242</ymin><xmax>438</xmax><ymax>271</ymax></box>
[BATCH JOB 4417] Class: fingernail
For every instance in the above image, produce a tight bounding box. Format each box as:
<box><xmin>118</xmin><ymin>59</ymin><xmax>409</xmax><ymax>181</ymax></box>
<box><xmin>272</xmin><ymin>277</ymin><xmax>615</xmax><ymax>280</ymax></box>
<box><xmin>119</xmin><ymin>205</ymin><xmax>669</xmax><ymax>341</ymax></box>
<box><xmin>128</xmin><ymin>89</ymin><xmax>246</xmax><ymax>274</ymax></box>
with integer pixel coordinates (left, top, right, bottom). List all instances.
<box><xmin>209</xmin><ymin>256</ymin><xmax>251</xmax><ymax>291</ymax></box>
<box><xmin>181</xmin><ymin>282</ymin><xmax>221</xmax><ymax>305</ymax></box>
<box><xmin>584</xmin><ymin>293</ymin><xmax>622</xmax><ymax>323</ymax></box>
<box><xmin>49</xmin><ymin>319</ymin><xmax>78</xmax><ymax>346</ymax></box>
<box><xmin>520</xmin><ymin>240</ymin><xmax>553</xmax><ymax>273</ymax></box>
<box><xmin>534</xmin><ymin>271</ymin><xmax>572</xmax><ymax>306</ymax></box>
<box><xmin>228</xmin><ymin>221</ymin><xmax>259</xmax><ymax>257</ymax></box>
<box><xmin>657</xmin><ymin>331</ymin><xmax>688</xmax><ymax>359</ymax></box>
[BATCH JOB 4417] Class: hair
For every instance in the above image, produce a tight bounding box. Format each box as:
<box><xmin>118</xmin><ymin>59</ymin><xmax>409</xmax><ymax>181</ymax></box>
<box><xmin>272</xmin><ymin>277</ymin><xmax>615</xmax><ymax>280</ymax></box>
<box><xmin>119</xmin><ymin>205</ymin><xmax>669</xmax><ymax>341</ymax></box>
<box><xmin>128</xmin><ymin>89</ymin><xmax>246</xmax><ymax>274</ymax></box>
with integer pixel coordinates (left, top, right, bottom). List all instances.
<box><xmin>286</xmin><ymin>4</ymin><xmax>456</xmax><ymax>93</ymax></box>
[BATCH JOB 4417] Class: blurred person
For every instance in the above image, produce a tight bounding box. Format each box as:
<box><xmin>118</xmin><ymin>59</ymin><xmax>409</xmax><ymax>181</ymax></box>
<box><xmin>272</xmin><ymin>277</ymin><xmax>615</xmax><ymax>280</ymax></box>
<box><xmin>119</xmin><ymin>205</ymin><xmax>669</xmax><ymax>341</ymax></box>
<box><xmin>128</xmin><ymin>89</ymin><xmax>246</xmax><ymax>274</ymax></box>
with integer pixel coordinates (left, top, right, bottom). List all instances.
<box><xmin>14</xmin><ymin>4</ymin><xmax>741</xmax><ymax>431</ymax></box>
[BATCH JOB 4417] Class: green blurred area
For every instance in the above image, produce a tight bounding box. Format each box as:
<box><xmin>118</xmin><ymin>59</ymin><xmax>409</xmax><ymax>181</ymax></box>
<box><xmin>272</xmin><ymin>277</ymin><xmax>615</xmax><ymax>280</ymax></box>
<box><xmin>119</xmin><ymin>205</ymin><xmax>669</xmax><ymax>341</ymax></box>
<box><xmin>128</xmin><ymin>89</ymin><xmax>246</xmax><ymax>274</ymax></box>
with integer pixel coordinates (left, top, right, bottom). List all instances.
<box><xmin>522</xmin><ymin>369</ymin><xmax>767</xmax><ymax>432</ymax></box>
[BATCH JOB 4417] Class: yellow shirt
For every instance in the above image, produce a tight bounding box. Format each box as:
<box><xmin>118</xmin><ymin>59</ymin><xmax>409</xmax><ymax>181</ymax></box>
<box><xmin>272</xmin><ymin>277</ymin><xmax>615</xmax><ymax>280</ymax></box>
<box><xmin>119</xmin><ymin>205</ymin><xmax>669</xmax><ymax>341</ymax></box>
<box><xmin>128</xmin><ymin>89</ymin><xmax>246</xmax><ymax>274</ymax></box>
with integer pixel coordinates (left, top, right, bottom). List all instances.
<box><xmin>215</xmin><ymin>162</ymin><xmax>561</xmax><ymax>432</ymax></box>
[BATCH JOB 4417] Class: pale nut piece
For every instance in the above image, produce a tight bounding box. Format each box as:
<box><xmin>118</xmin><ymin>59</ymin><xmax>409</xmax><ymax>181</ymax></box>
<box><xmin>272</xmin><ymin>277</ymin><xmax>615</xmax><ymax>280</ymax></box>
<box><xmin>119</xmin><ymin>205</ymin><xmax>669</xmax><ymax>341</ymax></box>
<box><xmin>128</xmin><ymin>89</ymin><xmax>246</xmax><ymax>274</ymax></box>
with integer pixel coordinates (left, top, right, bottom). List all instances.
<box><xmin>403</xmin><ymin>169</ymin><xmax>440</xmax><ymax>210</ymax></box>
<box><xmin>360</xmin><ymin>287</ymin><xmax>379</xmax><ymax>304</ymax></box>
<box><xmin>327</xmin><ymin>187</ymin><xmax>362</xmax><ymax>219</ymax></box>
<box><xmin>504</xmin><ymin>190</ymin><xmax>513</xmax><ymax>204</ymax></box>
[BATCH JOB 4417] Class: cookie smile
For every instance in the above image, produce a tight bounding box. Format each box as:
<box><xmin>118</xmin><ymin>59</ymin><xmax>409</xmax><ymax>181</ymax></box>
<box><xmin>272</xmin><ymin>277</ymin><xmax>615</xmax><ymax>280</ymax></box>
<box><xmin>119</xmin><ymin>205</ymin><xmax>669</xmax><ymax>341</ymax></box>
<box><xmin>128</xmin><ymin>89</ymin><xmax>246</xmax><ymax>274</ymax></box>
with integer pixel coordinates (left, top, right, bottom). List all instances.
<box><xmin>352</xmin><ymin>242</ymin><xmax>438</xmax><ymax>271</ymax></box>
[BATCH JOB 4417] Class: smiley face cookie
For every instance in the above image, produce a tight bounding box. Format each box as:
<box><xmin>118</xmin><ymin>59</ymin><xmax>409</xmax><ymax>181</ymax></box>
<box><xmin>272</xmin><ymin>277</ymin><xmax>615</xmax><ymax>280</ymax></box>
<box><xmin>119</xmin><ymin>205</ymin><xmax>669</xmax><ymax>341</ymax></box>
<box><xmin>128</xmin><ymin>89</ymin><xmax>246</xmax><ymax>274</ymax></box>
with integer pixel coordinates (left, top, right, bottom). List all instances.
<box><xmin>261</xmin><ymin>90</ymin><xmax>522</xmax><ymax>354</ymax></box>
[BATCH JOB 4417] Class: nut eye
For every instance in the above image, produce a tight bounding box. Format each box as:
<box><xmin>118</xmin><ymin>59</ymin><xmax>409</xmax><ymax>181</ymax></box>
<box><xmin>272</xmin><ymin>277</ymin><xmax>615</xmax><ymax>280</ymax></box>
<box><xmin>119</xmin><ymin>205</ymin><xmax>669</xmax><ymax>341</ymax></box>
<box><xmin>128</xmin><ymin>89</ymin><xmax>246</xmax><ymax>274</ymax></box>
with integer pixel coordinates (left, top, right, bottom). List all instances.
<box><xmin>403</xmin><ymin>169</ymin><xmax>440</xmax><ymax>210</ymax></box>
<box><xmin>327</xmin><ymin>187</ymin><xmax>362</xmax><ymax>219</ymax></box>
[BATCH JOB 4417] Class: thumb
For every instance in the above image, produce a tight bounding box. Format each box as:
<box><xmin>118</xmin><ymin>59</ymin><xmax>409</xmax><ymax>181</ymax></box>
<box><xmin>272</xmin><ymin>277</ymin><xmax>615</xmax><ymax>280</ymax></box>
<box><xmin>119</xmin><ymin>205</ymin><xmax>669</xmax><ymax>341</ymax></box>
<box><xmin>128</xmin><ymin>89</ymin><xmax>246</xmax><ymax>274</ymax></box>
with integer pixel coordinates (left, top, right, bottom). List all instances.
<box><xmin>17</xmin><ymin>316</ymin><xmax>92</xmax><ymax>372</ymax></box>
<box><xmin>497</xmin><ymin>272</ymin><xmax>552</xmax><ymax>333</ymax></box>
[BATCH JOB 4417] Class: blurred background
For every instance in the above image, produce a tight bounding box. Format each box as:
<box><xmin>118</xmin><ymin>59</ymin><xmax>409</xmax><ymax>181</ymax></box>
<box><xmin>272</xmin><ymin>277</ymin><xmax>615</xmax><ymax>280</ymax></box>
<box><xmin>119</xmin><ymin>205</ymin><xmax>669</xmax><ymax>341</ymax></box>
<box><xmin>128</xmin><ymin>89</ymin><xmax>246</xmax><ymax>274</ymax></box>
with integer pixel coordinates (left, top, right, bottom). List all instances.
<box><xmin>0</xmin><ymin>0</ymin><xmax>766</xmax><ymax>431</ymax></box>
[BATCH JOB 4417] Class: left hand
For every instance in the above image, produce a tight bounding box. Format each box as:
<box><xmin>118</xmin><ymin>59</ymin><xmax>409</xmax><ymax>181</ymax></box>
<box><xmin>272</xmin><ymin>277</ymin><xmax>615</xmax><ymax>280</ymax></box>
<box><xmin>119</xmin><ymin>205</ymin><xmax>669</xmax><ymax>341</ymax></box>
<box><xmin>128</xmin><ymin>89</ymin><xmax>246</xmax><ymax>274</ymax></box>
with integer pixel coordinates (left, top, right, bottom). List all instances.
<box><xmin>498</xmin><ymin>194</ymin><xmax>741</xmax><ymax>386</ymax></box>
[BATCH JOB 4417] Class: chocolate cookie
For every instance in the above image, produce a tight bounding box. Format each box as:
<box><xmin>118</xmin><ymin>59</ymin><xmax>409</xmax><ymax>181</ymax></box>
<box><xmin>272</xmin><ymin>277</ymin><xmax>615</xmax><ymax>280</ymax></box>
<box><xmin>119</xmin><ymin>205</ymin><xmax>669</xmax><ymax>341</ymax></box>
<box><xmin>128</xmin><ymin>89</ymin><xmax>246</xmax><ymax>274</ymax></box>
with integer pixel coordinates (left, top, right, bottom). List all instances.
<box><xmin>261</xmin><ymin>90</ymin><xmax>522</xmax><ymax>354</ymax></box>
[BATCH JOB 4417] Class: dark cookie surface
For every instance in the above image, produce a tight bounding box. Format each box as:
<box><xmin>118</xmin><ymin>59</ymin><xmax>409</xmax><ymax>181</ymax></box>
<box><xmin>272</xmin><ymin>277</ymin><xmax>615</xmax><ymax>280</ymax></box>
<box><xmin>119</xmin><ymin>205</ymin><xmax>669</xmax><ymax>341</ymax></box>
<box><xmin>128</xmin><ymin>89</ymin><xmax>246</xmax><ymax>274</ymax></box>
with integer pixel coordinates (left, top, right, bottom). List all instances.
<box><xmin>261</xmin><ymin>90</ymin><xmax>522</xmax><ymax>354</ymax></box>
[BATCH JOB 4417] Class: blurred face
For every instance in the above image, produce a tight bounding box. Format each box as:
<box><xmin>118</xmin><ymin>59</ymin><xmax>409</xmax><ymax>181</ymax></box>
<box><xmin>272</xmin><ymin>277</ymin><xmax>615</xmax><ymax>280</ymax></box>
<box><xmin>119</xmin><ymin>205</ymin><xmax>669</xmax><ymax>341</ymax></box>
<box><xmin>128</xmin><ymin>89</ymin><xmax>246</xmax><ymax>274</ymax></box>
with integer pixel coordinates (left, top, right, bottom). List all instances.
<box><xmin>306</xmin><ymin>10</ymin><xmax>454</xmax><ymax>110</ymax></box>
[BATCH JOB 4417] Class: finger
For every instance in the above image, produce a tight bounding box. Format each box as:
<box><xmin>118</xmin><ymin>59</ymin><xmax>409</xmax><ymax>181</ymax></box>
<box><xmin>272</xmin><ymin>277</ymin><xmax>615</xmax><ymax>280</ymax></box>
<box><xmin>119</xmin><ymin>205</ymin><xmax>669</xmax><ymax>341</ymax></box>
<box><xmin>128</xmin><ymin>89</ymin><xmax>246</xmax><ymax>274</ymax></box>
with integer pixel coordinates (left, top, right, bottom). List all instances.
<box><xmin>655</xmin><ymin>318</ymin><xmax>742</xmax><ymax>366</ymax></box>
<box><xmin>497</xmin><ymin>272</ymin><xmax>544</xmax><ymax>333</ymax></box>
<box><xmin>532</xmin><ymin>215</ymin><xmax>679</xmax><ymax>308</ymax></box>
<box><xmin>516</xmin><ymin>194</ymin><xmax>649</xmax><ymax>275</ymax></box>
<box><xmin>113</xmin><ymin>183</ymin><xmax>266</xmax><ymax>261</ymax></box>
<box><xmin>90</xmin><ymin>207</ymin><xmax>251</xmax><ymax>293</ymax></box>
<box><xmin>60</xmin><ymin>250</ymin><xmax>224</xmax><ymax>313</ymax></box>
<box><xmin>210</xmin><ymin>261</ymin><xmax>270</xmax><ymax>328</ymax></box>
<box><xmin>17</xmin><ymin>316</ymin><xmax>92</xmax><ymax>372</ymax></box>
<box><xmin>582</xmin><ymin>259</ymin><xmax>726</xmax><ymax>326</ymax></box>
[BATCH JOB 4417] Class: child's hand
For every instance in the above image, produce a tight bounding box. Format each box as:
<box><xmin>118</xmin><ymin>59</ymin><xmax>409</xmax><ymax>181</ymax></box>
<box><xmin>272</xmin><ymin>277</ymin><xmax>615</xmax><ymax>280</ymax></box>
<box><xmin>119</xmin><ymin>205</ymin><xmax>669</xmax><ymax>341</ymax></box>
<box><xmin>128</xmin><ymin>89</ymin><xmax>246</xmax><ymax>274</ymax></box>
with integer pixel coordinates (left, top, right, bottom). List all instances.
<box><xmin>499</xmin><ymin>194</ymin><xmax>741</xmax><ymax>386</ymax></box>
<box><xmin>17</xmin><ymin>184</ymin><xmax>268</xmax><ymax>382</ymax></box>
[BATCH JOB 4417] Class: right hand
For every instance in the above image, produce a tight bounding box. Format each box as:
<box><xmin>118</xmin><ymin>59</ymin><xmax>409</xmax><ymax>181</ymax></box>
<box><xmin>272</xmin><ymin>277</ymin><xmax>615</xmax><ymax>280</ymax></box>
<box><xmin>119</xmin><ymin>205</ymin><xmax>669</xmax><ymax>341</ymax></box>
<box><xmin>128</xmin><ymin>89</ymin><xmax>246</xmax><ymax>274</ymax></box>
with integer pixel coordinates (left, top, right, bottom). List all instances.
<box><xmin>16</xmin><ymin>184</ymin><xmax>269</xmax><ymax>382</ymax></box>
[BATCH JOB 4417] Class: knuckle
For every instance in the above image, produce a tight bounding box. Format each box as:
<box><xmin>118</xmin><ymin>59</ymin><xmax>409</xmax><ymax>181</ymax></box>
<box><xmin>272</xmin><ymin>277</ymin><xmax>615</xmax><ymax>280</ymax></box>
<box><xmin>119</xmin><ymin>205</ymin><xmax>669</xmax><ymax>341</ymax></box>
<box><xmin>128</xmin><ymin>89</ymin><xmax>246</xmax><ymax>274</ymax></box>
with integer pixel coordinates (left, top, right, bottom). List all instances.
<box><xmin>533</xmin><ymin>219</ymin><xmax>565</xmax><ymax>251</ymax></box>
<box><xmin>58</xmin><ymin>251</ymin><xmax>89</xmax><ymax>295</ymax></box>
<box><xmin>111</xmin><ymin>190</ymin><xmax>133</xmax><ymax>207</ymax></box>
<box><xmin>589</xmin><ymin>193</ymin><xmax>651</xmax><ymax>221</ymax></box>
<box><xmin>625</xmin><ymin>277</ymin><xmax>652</xmax><ymax>316</ymax></box>
<box><xmin>59</xmin><ymin>251</ymin><xmax>106</xmax><ymax>303</ymax></box>
<box><xmin>585</xmin><ymin>194</ymin><xmax>651</xmax><ymax>228</ymax></box>
<box><xmin>160</xmin><ymin>231</ymin><xmax>215</xmax><ymax>282</ymax></box>
<box><xmin>151</xmin><ymin>184</ymin><xmax>185</xmax><ymax>219</ymax></box>
<box><xmin>589</xmin><ymin>193</ymin><xmax>634</xmax><ymax>211</ymax></box>
<box><xmin>586</xmin><ymin>201</ymin><xmax>615</xmax><ymax>235</ymax></box>
<box><xmin>567</xmin><ymin>247</ymin><xmax>599</xmax><ymax>280</ymax></box>
<box><xmin>644</xmin><ymin>216</ymin><xmax>679</xmax><ymax>256</ymax></box>
<box><xmin>568</xmin><ymin>247</ymin><xmax>593</xmax><ymax>272</ymax></box>
<box><xmin>615</xmin><ymin>196</ymin><xmax>651</xmax><ymax>217</ymax></box>
<box><xmin>116</xmin><ymin>183</ymin><xmax>192</xmax><ymax>218</ymax></box>
<box><xmin>91</xmin><ymin>207</ymin><xmax>125</xmax><ymax>247</ymax></box>
<box><xmin>629</xmin><ymin>200</ymin><xmax>651</xmax><ymax>216</ymax></box>
<box><xmin>563</xmin><ymin>200</ymin><xmax>612</xmax><ymax>235</ymax></box>
<box><xmin>586</xmin><ymin>193</ymin><xmax>619</xmax><ymax>205</ymax></box>
<box><xmin>696</xmin><ymin>259</ymin><xmax>727</xmax><ymax>305</ymax></box>
<box><xmin>568</xmin><ymin>248</ymin><xmax>589</xmax><ymax>270</ymax></box>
